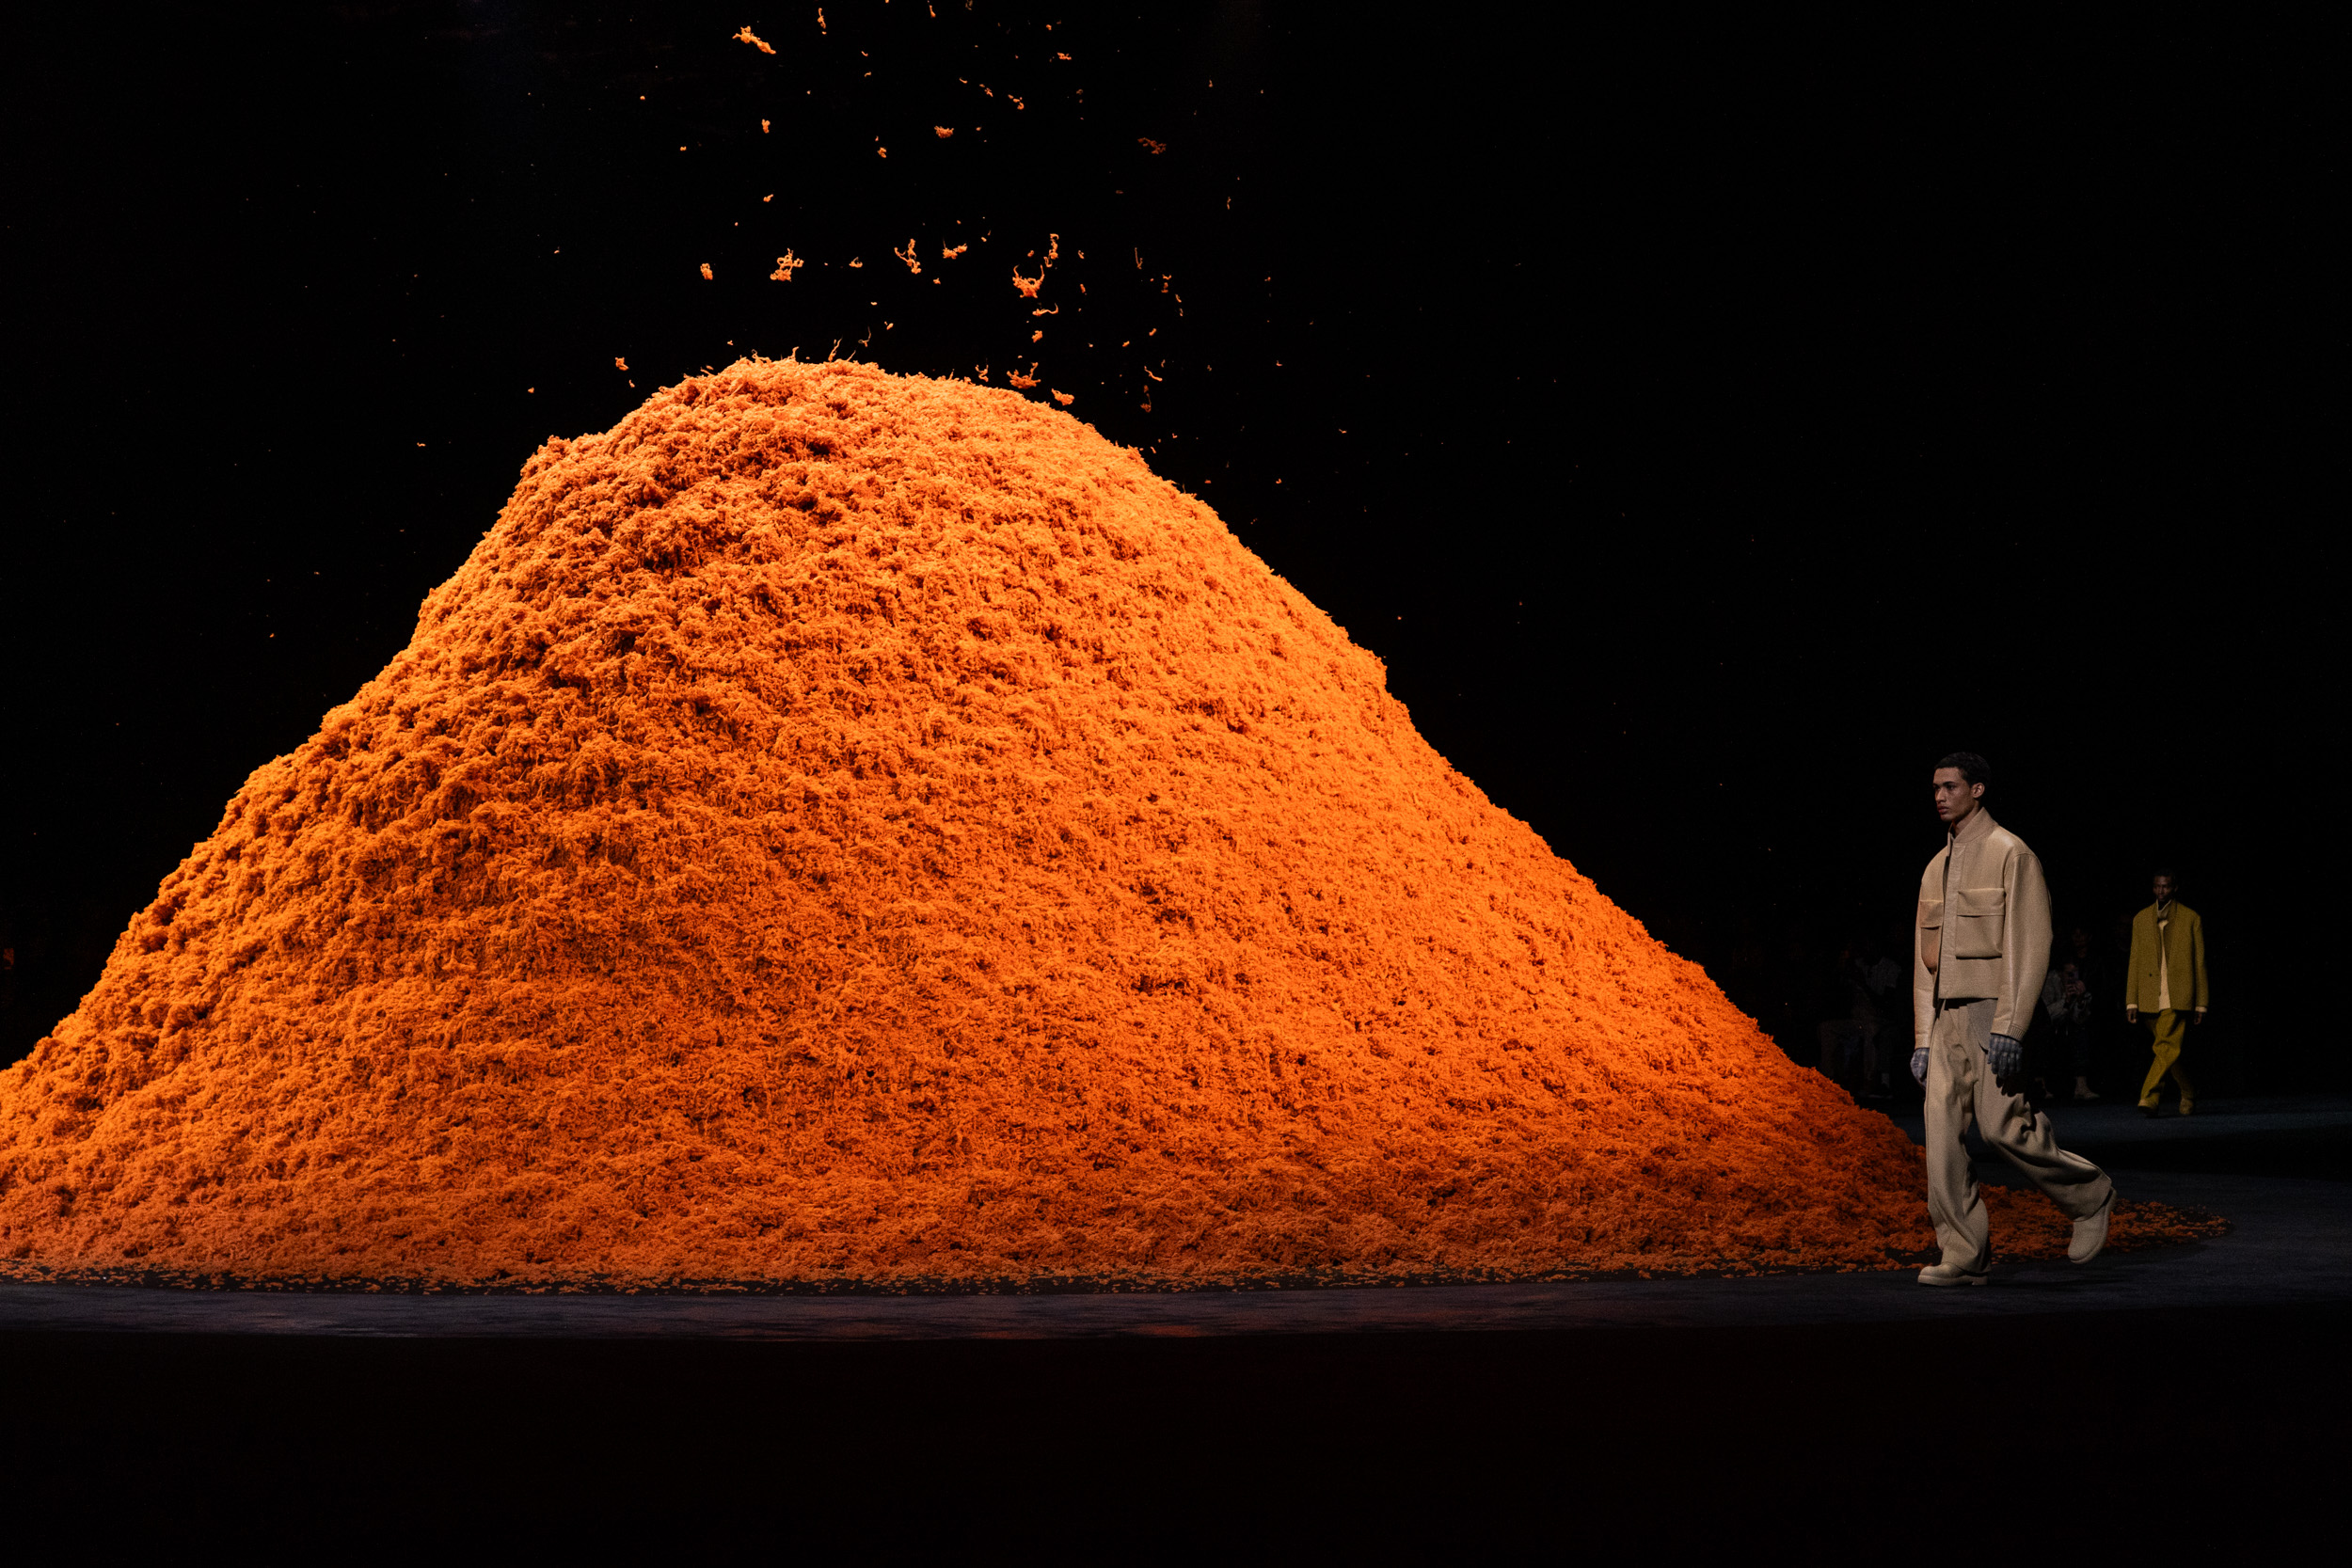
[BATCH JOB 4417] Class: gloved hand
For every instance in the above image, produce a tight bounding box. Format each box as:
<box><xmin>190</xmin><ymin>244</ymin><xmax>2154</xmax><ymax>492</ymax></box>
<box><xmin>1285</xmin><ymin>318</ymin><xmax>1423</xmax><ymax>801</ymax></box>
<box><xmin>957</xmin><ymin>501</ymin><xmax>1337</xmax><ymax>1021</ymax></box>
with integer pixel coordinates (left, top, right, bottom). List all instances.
<box><xmin>1986</xmin><ymin>1033</ymin><xmax>2023</xmax><ymax>1081</ymax></box>
<box><xmin>1911</xmin><ymin>1046</ymin><xmax>1929</xmax><ymax>1085</ymax></box>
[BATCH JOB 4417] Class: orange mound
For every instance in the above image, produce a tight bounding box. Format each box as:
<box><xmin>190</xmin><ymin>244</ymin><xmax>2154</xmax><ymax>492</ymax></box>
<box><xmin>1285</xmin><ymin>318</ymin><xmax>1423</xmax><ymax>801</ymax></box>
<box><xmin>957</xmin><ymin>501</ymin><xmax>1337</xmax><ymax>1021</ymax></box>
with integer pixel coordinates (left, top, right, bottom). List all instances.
<box><xmin>0</xmin><ymin>358</ymin><xmax>2160</xmax><ymax>1286</ymax></box>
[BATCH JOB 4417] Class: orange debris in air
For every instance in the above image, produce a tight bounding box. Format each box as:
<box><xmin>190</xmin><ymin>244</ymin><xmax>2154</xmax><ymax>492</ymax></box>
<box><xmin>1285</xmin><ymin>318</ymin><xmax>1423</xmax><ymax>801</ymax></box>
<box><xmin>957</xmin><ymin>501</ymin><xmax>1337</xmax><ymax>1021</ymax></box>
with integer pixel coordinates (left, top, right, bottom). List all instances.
<box><xmin>893</xmin><ymin>239</ymin><xmax>921</xmax><ymax>275</ymax></box>
<box><xmin>762</xmin><ymin>119</ymin><xmax>771</xmax><ymax>133</ymax></box>
<box><xmin>1139</xmin><ymin>136</ymin><xmax>1167</xmax><ymax>154</ymax></box>
<box><xmin>1050</xmin><ymin>388</ymin><xmax>1073</xmax><ymax>405</ymax></box>
<box><xmin>934</xmin><ymin>126</ymin><xmax>955</xmax><ymax>138</ymax></box>
<box><xmin>942</xmin><ymin>243</ymin><xmax>968</xmax><ymax>261</ymax></box>
<box><xmin>699</xmin><ymin>262</ymin><xmax>714</xmax><ymax>280</ymax></box>
<box><xmin>0</xmin><ymin>361</ymin><xmax>2227</xmax><ymax>1289</ymax></box>
<box><xmin>1031</xmin><ymin>329</ymin><xmax>1044</xmax><ymax>342</ymax></box>
<box><xmin>770</xmin><ymin>251</ymin><xmax>804</xmax><ymax>282</ymax></box>
<box><xmin>613</xmin><ymin>356</ymin><xmax>628</xmax><ymax>371</ymax></box>
<box><xmin>734</xmin><ymin>25</ymin><xmax>776</xmax><ymax>54</ymax></box>
<box><xmin>1010</xmin><ymin>268</ymin><xmax>1043</xmax><ymax>298</ymax></box>
<box><xmin>1005</xmin><ymin>364</ymin><xmax>1040</xmax><ymax>388</ymax></box>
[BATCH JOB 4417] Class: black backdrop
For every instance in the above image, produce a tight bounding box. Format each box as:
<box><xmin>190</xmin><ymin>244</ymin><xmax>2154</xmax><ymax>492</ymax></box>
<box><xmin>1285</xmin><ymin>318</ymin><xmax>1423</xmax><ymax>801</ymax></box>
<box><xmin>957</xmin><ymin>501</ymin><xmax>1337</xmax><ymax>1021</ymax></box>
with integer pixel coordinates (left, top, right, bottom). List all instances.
<box><xmin>3</xmin><ymin>4</ymin><xmax>2330</xmax><ymax>1087</ymax></box>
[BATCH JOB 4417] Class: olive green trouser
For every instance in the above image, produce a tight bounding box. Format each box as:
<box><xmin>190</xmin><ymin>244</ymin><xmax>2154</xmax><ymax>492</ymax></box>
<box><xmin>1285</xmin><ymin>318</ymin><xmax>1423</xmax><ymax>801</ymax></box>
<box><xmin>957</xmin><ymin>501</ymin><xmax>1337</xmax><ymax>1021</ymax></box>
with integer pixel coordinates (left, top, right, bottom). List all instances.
<box><xmin>1923</xmin><ymin>998</ymin><xmax>2113</xmax><ymax>1272</ymax></box>
<box><xmin>2138</xmin><ymin>1009</ymin><xmax>2196</xmax><ymax>1109</ymax></box>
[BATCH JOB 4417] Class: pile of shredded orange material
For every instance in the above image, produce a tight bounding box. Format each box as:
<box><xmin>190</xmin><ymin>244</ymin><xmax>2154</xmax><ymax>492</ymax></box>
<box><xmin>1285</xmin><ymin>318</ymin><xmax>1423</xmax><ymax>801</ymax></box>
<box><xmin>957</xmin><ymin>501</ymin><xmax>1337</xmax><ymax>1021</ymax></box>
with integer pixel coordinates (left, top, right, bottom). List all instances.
<box><xmin>0</xmin><ymin>360</ymin><xmax>2221</xmax><ymax>1286</ymax></box>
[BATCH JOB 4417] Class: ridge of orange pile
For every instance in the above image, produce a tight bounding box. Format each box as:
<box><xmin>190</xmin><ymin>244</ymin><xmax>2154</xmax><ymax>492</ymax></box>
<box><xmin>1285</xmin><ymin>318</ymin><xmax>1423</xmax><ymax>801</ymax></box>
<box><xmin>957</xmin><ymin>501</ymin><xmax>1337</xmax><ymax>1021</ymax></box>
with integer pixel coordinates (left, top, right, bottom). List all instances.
<box><xmin>0</xmin><ymin>360</ymin><xmax>2219</xmax><ymax>1285</ymax></box>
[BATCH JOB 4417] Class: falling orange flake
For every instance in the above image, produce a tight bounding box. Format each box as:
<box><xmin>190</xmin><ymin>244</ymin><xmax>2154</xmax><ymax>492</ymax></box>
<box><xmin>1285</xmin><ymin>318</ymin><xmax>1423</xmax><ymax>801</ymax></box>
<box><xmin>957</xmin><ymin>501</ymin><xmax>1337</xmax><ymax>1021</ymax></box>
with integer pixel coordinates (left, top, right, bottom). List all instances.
<box><xmin>1044</xmin><ymin>233</ymin><xmax>1060</xmax><ymax>266</ymax></box>
<box><xmin>763</xmin><ymin>194</ymin><xmax>773</xmax><ymax>202</ymax></box>
<box><xmin>1057</xmin><ymin>52</ymin><xmax>1071</xmax><ymax>60</ymax></box>
<box><xmin>877</xmin><ymin>146</ymin><xmax>887</xmax><ymax>158</ymax></box>
<box><xmin>848</xmin><ymin>258</ymin><xmax>863</xmax><ymax>268</ymax></box>
<box><xmin>934</xmin><ymin>125</ymin><xmax>954</xmax><ymax>138</ymax></box>
<box><xmin>1031</xmin><ymin>329</ymin><xmax>1043</xmax><ymax>342</ymax></box>
<box><xmin>613</xmin><ymin>356</ymin><xmax>628</xmax><ymax>371</ymax></box>
<box><xmin>893</xmin><ymin>239</ymin><xmax>922</xmax><ymax>275</ymax></box>
<box><xmin>761</xmin><ymin>119</ymin><xmax>771</xmax><ymax>133</ymax></box>
<box><xmin>942</xmin><ymin>243</ymin><xmax>968</xmax><ymax>260</ymax></box>
<box><xmin>771</xmin><ymin>251</ymin><xmax>805</xmax><ymax>282</ymax></box>
<box><xmin>1030</xmin><ymin>305</ymin><xmax>1058</xmax><ymax>316</ymax></box>
<box><xmin>1138</xmin><ymin>136</ymin><xmax>1167</xmax><ymax>154</ymax></box>
<box><xmin>700</xmin><ymin>262</ymin><xmax>714</xmax><ymax>280</ymax></box>
<box><xmin>1051</xmin><ymin>389</ymin><xmax>1073</xmax><ymax>405</ymax></box>
<box><xmin>734</xmin><ymin>25</ymin><xmax>775</xmax><ymax>54</ymax></box>
<box><xmin>816</xmin><ymin>8</ymin><xmax>825</xmax><ymax>32</ymax></box>
<box><xmin>1007</xmin><ymin>364</ymin><xmax>1040</xmax><ymax>388</ymax></box>
<box><xmin>1010</xmin><ymin>267</ymin><xmax>1044</xmax><ymax>298</ymax></box>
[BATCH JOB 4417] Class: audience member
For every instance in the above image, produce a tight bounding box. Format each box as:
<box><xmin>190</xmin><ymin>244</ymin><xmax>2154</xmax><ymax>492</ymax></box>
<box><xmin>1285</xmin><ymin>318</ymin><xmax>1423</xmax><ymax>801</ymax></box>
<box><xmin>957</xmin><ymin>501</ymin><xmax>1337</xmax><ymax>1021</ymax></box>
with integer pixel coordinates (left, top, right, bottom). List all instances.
<box><xmin>1818</xmin><ymin>933</ymin><xmax>1902</xmax><ymax>1098</ymax></box>
<box><xmin>2041</xmin><ymin>923</ymin><xmax>2101</xmax><ymax>1102</ymax></box>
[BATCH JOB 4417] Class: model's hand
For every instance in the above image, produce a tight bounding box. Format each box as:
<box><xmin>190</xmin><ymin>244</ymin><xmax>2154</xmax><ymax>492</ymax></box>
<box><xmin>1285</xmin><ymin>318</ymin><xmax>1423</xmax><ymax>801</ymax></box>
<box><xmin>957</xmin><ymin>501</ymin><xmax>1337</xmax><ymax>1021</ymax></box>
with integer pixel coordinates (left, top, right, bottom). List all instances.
<box><xmin>2193</xmin><ymin>1008</ymin><xmax>2207</xmax><ymax>1026</ymax></box>
<box><xmin>1910</xmin><ymin>1047</ymin><xmax>1929</xmax><ymax>1086</ymax></box>
<box><xmin>2125</xmin><ymin>1006</ymin><xmax>2139</xmax><ymax>1022</ymax></box>
<box><xmin>1986</xmin><ymin>1033</ymin><xmax>2024</xmax><ymax>1085</ymax></box>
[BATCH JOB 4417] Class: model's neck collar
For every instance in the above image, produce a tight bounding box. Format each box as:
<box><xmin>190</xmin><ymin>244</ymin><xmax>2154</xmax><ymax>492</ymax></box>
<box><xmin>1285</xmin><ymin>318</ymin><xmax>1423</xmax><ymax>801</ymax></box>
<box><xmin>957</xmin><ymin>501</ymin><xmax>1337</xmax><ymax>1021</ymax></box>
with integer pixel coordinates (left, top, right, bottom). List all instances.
<box><xmin>1947</xmin><ymin>805</ymin><xmax>1995</xmax><ymax>847</ymax></box>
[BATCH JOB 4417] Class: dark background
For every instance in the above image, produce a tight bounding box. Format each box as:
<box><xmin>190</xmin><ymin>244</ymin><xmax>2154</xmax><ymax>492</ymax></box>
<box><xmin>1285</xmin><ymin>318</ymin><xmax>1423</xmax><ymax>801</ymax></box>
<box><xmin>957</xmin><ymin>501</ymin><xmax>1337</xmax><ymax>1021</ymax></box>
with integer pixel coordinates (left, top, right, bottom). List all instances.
<box><xmin>3</xmin><ymin>3</ymin><xmax>2331</xmax><ymax>1090</ymax></box>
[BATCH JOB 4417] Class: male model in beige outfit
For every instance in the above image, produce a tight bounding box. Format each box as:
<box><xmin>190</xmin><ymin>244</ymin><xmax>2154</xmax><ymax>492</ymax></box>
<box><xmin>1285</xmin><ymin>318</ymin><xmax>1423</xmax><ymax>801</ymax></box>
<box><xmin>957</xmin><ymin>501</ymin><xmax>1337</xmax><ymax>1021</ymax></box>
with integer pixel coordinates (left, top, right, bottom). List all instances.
<box><xmin>1910</xmin><ymin>752</ymin><xmax>2113</xmax><ymax>1286</ymax></box>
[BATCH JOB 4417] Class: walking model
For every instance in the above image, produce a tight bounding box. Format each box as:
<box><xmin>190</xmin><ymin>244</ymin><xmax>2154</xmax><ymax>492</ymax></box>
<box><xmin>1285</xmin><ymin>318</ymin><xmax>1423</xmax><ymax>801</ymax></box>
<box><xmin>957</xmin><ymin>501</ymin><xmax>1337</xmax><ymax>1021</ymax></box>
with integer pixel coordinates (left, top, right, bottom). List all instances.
<box><xmin>1910</xmin><ymin>752</ymin><xmax>2114</xmax><ymax>1285</ymax></box>
<box><xmin>2124</xmin><ymin>870</ymin><xmax>2207</xmax><ymax>1117</ymax></box>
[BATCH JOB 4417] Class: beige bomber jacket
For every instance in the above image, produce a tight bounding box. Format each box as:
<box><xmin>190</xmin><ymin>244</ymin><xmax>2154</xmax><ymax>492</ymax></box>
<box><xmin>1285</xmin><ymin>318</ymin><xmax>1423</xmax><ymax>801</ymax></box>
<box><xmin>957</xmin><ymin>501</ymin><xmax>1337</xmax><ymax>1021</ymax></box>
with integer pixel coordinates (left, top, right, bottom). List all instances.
<box><xmin>1913</xmin><ymin>807</ymin><xmax>2053</xmax><ymax>1049</ymax></box>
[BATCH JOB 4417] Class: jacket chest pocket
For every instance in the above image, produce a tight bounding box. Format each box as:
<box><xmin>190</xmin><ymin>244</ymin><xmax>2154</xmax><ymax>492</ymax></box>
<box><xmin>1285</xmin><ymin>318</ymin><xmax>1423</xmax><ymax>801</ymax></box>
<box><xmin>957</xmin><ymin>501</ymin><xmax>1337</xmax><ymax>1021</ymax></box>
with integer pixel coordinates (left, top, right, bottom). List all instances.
<box><xmin>1951</xmin><ymin>887</ymin><xmax>2006</xmax><ymax>958</ymax></box>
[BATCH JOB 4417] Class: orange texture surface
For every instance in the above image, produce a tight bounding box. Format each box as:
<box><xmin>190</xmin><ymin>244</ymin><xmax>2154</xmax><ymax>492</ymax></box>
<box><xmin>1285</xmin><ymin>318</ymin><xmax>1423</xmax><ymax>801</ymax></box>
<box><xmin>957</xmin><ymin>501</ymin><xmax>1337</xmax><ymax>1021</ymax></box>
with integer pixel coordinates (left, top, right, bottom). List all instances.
<box><xmin>0</xmin><ymin>360</ymin><xmax>2216</xmax><ymax>1286</ymax></box>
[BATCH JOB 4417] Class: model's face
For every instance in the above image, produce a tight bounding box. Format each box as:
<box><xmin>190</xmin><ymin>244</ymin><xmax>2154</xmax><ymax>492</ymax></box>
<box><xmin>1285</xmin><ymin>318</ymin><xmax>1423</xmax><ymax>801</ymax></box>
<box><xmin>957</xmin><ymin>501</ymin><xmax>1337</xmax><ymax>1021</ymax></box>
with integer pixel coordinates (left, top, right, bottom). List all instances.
<box><xmin>1931</xmin><ymin>768</ymin><xmax>1982</xmax><ymax>827</ymax></box>
<box><xmin>2153</xmin><ymin>875</ymin><xmax>2175</xmax><ymax>905</ymax></box>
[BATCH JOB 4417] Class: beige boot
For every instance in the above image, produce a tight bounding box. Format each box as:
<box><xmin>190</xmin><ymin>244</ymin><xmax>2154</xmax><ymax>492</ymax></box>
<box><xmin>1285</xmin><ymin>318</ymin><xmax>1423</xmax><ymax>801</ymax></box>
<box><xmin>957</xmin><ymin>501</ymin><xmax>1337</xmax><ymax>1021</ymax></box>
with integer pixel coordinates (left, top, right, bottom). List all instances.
<box><xmin>2069</xmin><ymin>1190</ymin><xmax>2114</xmax><ymax>1264</ymax></box>
<box><xmin>1917</xmin><ymin>1262</ymin><xmax>1988</xmax><ymax>1287</ymax></box>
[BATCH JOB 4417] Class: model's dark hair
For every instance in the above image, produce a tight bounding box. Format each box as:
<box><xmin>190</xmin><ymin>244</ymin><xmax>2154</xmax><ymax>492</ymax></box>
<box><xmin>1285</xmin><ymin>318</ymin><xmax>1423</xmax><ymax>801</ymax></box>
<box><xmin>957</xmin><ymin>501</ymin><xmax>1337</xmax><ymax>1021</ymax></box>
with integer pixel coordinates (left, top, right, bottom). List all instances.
<box><xmin>1936</xmin><ymin>752</ymin><xmax>1991</xmax><ymax>788</ymax></box>
<box><xmin>2153</xmin><ymin>865</ymin><xmax>2179</xmax><ymax>884</ymax></box>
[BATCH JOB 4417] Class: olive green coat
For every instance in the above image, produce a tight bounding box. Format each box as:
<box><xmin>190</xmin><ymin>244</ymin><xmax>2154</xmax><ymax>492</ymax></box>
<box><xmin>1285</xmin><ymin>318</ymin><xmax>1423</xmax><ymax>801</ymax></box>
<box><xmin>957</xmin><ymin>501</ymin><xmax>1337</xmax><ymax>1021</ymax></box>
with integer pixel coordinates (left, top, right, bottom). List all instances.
<box><xmin>2125</xmin><ymin>901</ymin><xmax>2208</xmax><ymax>1013</ymax></box>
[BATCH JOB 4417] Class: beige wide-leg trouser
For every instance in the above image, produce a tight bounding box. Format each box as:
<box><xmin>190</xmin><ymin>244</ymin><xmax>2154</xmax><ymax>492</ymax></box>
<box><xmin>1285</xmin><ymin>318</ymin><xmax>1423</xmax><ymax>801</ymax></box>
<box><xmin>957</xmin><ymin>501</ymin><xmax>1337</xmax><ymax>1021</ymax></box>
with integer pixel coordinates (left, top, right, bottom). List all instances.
<box><xmin>1924</xmin><ymin>998</ymin><xmax>2113</xmax><ymax>1272</ymax></box>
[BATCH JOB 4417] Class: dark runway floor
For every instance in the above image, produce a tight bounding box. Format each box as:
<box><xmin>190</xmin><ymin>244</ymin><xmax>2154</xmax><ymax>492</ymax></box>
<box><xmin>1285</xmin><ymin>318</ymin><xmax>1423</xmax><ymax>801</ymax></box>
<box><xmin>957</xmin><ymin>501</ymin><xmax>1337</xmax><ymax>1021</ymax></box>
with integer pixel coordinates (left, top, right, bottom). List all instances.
<box><xmin>4</xmin><ymin>1094</ymin><xmax>2345</xmax><ymax>1550</ymax></box>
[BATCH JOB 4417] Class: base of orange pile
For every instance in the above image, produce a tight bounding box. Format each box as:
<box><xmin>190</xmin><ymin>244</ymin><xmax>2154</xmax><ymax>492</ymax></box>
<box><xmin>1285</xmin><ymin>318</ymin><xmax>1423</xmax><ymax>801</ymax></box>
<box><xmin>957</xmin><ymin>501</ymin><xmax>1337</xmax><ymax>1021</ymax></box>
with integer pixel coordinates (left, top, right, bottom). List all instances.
<box><xmin>0</xmin><ymin>1196</ymin><xmax>2226</xmax><ymax>1293</ymax></box>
